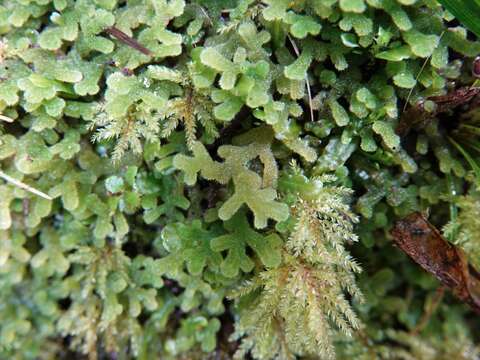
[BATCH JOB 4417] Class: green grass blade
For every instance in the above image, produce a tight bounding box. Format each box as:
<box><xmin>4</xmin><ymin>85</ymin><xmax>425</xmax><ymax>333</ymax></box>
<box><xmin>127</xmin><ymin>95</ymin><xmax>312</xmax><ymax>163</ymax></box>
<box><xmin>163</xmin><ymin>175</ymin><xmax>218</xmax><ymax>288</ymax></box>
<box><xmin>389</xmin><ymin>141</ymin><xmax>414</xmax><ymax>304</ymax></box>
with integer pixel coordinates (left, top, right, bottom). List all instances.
<box><xmin>461</xmin><ymin>139</ymin><xmax>480</xmax><ymax>153</ymax></box>
<box><xmin>438</xmin><ymin>0</ymin><xmax>480</xmax><ymax>37</ymax></box>
<box><xmin>449</xmin><ymin>136</ymin><xmax>480</xmax><ymax>184</ymax></box>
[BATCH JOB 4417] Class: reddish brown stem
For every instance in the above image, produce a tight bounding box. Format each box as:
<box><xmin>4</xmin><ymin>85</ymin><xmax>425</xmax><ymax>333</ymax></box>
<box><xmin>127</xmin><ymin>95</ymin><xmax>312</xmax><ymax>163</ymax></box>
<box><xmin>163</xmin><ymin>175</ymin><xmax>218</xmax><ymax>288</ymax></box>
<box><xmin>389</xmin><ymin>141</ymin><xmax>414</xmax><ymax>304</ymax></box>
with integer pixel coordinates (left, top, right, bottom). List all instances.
<box><xmin>411</xmin><ymin>286</ymin><xmax>445</xmax><ymax>335</ymax></box>
<box><xmin>104</xmin><ymin>26</ymin><xmax>152</xmax><ymax>56</ymax></box>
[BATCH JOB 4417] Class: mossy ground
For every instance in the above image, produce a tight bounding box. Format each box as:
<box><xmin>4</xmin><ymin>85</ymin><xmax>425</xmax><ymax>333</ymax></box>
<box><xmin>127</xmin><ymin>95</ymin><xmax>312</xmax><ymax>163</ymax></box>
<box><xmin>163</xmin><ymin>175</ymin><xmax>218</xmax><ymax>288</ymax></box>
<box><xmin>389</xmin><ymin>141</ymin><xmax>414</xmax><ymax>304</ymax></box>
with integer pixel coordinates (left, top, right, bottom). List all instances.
<box><xmin>1</xmin><ymin>0</ymin><xmax>480</xmax><ymax>359</ymax></box>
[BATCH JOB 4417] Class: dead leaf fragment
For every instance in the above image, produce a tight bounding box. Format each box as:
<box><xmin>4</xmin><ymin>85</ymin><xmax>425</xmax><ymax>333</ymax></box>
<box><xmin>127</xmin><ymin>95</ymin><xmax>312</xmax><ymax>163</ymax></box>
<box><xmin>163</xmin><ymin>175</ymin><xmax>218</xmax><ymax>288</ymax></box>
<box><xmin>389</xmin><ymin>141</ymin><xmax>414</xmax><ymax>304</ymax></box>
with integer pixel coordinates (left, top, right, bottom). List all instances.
<box><xmin>391</xmin><ymin>212</ymin><xmax>480</xmax><ymax>313</ymax></box>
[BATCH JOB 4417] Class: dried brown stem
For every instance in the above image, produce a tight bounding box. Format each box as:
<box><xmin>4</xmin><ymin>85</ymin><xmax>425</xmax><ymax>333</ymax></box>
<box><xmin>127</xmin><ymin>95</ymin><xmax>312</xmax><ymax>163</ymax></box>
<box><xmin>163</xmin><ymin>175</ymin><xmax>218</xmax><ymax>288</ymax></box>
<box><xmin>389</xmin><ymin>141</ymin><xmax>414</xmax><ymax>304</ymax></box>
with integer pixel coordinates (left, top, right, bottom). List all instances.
<box><xmin>104</xmin><ymin>26</ymin><xmax>152</xmax><ymax>56</ymax></box>
<box><xmin>411</xmin><ymin>286</ymin><xmax>445</xmax><ymax>335</ymax></box>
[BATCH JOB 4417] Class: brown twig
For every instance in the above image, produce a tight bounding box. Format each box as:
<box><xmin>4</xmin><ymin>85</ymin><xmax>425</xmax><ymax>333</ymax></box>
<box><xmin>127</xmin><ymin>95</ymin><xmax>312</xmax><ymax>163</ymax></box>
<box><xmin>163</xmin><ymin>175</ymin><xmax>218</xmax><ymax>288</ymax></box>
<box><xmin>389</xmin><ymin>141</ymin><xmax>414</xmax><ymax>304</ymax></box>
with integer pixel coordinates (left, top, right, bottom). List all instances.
<box><xmin>396</xmin><ymin>86</ymin><xmax>480</xmax><ymax>136</ymax></box>
<box><xmin>104</xmin><ymin>26</ymin><xmax>152</xmax><ymax>56</ymax></box>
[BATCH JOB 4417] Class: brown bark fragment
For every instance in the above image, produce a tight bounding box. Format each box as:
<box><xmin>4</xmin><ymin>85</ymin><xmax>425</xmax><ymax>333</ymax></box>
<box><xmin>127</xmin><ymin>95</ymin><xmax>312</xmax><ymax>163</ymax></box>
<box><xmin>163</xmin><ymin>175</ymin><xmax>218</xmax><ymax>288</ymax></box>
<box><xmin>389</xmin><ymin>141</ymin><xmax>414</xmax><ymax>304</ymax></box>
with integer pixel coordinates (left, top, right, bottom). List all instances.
<box><xmin>391</xmin><ymin>212</ymin><xmax>480</xmax><ymax>313</ymax></box>
<box><xmin>428</xmin><ymin>87</ymin><xmax>480</xmax><ymax>113</ymax></box>
<box><xmin>397</xmin><ymin>87</ymin><xmax>480</xmax><ymax>136</ymax></box>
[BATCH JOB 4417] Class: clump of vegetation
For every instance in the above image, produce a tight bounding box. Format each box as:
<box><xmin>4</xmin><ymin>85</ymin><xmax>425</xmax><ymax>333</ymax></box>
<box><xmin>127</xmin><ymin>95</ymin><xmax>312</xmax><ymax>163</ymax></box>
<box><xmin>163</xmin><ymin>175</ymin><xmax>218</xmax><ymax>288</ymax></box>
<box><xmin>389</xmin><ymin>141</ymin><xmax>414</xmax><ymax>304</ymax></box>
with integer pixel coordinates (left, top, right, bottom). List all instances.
<box><xmin>1</xmin><ymin>0</ymin><xmax>480</xmax><ymax>359</ymax></box>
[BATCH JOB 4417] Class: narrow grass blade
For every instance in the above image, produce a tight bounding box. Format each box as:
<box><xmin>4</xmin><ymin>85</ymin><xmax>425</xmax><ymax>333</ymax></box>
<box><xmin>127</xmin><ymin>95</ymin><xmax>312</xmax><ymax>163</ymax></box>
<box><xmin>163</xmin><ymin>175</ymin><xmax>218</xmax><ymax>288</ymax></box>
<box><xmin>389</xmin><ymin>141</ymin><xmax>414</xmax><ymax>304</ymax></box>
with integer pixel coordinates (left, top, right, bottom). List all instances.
<box><xmin>449</xmin><ymin>136</ymin><xmax>480</xmax><ymax>184</ymax></box>
<box><xmin>438</xmin><ymin>0</ymin><xmax>480</xmax><ymax>37</ymax></box>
